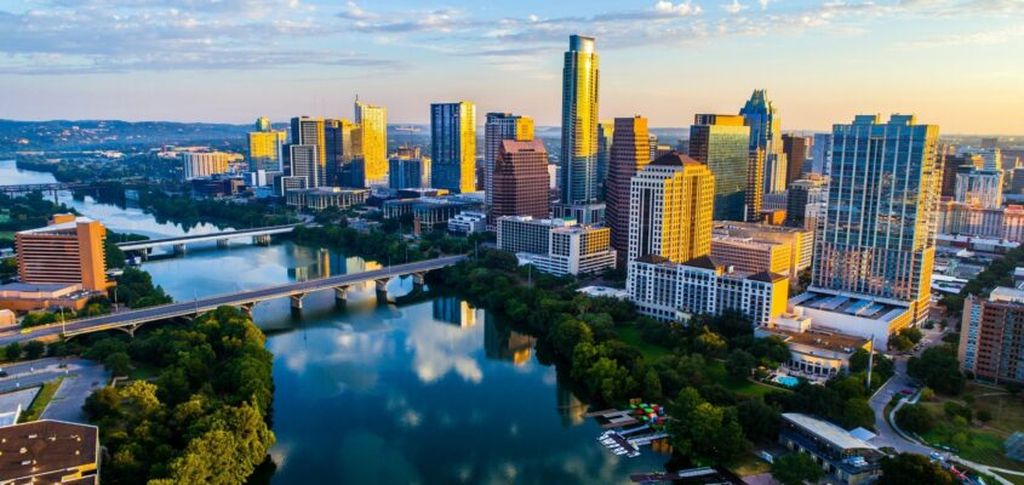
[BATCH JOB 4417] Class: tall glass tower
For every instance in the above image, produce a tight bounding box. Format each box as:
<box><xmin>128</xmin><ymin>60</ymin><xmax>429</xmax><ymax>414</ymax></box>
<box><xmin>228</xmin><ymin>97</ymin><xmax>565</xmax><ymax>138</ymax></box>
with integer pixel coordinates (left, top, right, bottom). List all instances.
<box><xmin>688</xmin><ymin>114</ymin><xmax>750</xmax><ymax>221</ymax></box>
<box><xmin>739</xmin><ymin>90</ymin><xmax>788</xmax><ymax>195</ymax></box>
<box><xmin>560</xmin><ymin>35</ymin><xmax>600</xmax><ymax>205</ymax></box>
<box><xmin>430</xmin><ymin>101</ymin><xmax>477</xmax><ymax>193</ymax></box>
<box><xmin>811</xmin><ymin>114</ymin><xmax>940</xmax><ymax>324</ymax></box>
<box><xmin>354</xmin><ymin>99</ymin><xmax>388</xmax><ymax>187</ymax></box>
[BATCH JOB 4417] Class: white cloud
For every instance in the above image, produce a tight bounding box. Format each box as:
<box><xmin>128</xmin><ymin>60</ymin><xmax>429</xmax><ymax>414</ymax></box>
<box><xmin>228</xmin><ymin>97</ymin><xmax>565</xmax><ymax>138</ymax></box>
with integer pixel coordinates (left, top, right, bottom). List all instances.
<box><xmin>655</xmin><ymin>0</ymin><xmax>703</xmax><ymax>16</ymax></box>
<box><xmin>724</xmin><ymin>0</ymin><xmax>746</xmax><ymax>13</ymax></box>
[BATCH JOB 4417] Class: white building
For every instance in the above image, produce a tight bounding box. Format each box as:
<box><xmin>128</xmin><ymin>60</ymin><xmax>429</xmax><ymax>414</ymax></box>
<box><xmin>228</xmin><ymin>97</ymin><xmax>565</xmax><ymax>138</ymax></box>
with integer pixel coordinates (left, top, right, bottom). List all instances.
<box><xmin>448</xmin><ymin>211</ymin><xmax>487</xmax><ymax>235</ymax></box>
<box><xmin>181</xmin><ymin>151</ymin><xmax>234</xmax><ymax>180</ymax></box>
<box><xmin>497</xmin><ymin>216</ymin><xmax>616</xmax><ymax>277</ymax></box>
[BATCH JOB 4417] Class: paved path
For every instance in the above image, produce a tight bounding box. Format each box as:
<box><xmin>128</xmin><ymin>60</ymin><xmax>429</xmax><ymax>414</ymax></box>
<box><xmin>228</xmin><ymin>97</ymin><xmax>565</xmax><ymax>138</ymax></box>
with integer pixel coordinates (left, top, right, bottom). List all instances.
<box><xmin>0</xmin><ymin>357</ymin><xmax>80</xmax><ymax>394</ymax></box>
<box><xmin>0</xmin><ymin>387</ymin><xmax>39</xmax><ymax>415</ymax></box>
<box><xmin>41</xmin><ymin>359</ymin><xmax>109</xmax><ymax>424</ymax></box>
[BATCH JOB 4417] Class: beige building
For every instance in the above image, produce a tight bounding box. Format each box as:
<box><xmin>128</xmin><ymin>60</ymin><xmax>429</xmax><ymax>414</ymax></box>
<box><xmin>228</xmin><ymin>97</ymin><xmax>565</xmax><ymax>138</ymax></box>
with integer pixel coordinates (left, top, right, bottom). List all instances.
<box><xmin>16</xmin><ymin>215</ymin><xmax>108</xmax><ymax>292</ymax></box>
<box><xmin>712</xmin><ymin>221</ymin><xmax>812</xmax><ymax>277</ymax></box>
<box><xmin>711</xmin><ymin>234</ymin><xmax>791</xmax><ymax>277</ymax></box>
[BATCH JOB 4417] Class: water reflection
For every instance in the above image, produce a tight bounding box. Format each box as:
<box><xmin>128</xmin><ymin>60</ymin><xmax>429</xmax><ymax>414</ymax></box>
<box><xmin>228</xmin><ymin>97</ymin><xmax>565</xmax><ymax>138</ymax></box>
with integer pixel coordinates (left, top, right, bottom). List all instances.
<box><xmin>485</xmin><ymin>314</ymin><xmax>536</xmax><ymax>366</ymax></box>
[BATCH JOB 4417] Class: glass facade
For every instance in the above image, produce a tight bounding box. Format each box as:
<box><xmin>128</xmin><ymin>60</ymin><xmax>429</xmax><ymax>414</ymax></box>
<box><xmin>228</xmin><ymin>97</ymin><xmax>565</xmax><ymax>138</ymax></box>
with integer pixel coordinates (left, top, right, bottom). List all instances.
<box><xmin>431</xmin><ymin>101</ymin><xmax>477</xmax><ymax>193</ymax></box>
<box><xmin>739</xmin><ymin>90</ymin><xmax>788</xmax><ymax>194</ymax></box>
<box><xmin>560</xmin><ymin>35</ymin><xmax>600</xmax><ymax>204</ymax></box>
<box><xmin>689</xmin><ymin>114</ymin><xmax>750</xmax><ymax>221</ymax></box>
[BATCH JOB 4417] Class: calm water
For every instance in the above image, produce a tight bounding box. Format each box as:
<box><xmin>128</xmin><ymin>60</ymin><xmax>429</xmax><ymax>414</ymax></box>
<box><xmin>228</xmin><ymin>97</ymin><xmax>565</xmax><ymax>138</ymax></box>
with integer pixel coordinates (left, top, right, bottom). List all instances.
<box><xmin>1</xmin><ymin>161</ymin><xmax>669</xmax><ymax>484</ymax></box>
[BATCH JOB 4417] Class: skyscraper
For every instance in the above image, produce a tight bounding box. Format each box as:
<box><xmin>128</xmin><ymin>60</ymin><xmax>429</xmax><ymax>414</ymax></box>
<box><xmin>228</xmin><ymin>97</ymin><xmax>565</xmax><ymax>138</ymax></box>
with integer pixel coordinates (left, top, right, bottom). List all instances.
<box><xmin>746</xmin><ymin>149</ymin><xmax>765</xmax><ymax>222</ymax></box>
<box><xmin>431</xmin><ymin>101</ymin><xmax>477</xmax><ymax>193</ymax></box>
<box><xmin>325</xmin><ymin>119</ymin><xmax>361</xmax><ymax>187</ymax></box>
<box><xmin>784</xmin><ymin>177</ymin><xmax>827</xmax><ymax>228</ymax></box>
<box><xmin>740</xmin><ymin>90</ymin><xmax>788</xmax><ymax>195</ymax></box>
<box><xmin>289</xmin><ymin>144</ymin><xmax>321</xmax><ymax>188</ymax></box>
<box><xmin>596</xmin><ymin>121</ymin><xmax>614</xmax><ymax>196</ymax></box>
<box><xmin>782</xmin><ymin>134</ymin><xmax>810</xmax><ymax>185</ymax></box>
<box><xmin>354</xmin><ymin>99</ymin><xmax>388</xmax><ymax>186</ymax></box>
<box><xmin>627</xmin><ymin>152</ymin><xmax>715</xmax><ymax>264</ymax></box>
<box><xmin>560</xmin><ymin>34</ymin><xmax>600</xmax><ymax>205</ymax></box>
<box><xmin>16</xmin><ymin>214</ymin><xmax>108</xmax><ymax>292</ymax></box>
<box><xmin>688</xmin><ymin>114</ymin><xmax>750</xmax><ymax>221</ymax></box>
<box><xmin>290</xmin><ymin>116</ymin><xmax>326</xmax><ymax>181</ymax></box>
<box><xmin>605</xmin><ymin>116</ymin><xmax>651</xmax><ymax>262</ymax></box>
<box><xmin>485</xmin><ymin>113</ymin><xmax>534</xmax><ymax>206</ymax></box>
<box><xmin>491</xmin><ymin>140</ymin><xmax>550</xmax><ymax>221</ymax></box>
<box><xmin>810</xmin><ymin>133</ymin><xmax>833</xmax><ymax>176</ymax></box>
<box><xmin>810</xmin><ymin>114</ymin><xmax>940</xmax><ymax>325</ymax></box>
<box><xmin>248</xmin><ymin>117</ymin><xmax>287</xmax><ymax>172</ymax></box>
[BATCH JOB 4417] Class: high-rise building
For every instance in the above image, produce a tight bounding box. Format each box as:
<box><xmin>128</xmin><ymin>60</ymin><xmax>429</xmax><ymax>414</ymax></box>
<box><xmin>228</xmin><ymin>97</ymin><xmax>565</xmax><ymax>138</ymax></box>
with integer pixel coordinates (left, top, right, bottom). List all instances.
<box><xmin>289</xmin><ymin>144</ymin><xmax>322</xmax><ymax>188</ymax></box>
<box><xmin>491</xmin><ymin>140</ymin><xmax>550</xmax><ymax>222</ymax></box>
<box><xmin>181</xmin><ymin>152</ymin><xmax>233</xmax><ymax>180</ymax></box>
<box><xmin>782</xmin><ymin>134</ymin><xmax>810</xmax><ymax>185</ymax></box>
<box><xmin>431</xmin><ymin>101</ymin><xmax>477</xmax><ymax>193</ymax></box>
<box><xmin>689</xmin><ymin>114</ymin><xmax>751</xmax><ymax>221</ymax></box>
<box><xmin>325</xmin><ymin>119</ymin><xmax>361</xmax><ymax>187</ymax></box>
<box><xmin>627</xmin><ymin>152</ymin><xmax>714</xmax><ymax>264</ymax></box>
<box><xmin>560</xmin><ymin>34</ymin><xmax>600</xmax><ymax>205</ymax></box>
<box><xmin>484</xmin><ymin>113</ymin><xmax>534</xmax><ymax>206</ymax></box>
<box><xmin>955</xmin><ymin>166</ymin><xmax>1004</xmax><ymax>209</ymax></box>
<box><xmin>740</xmin><ymin>90</ymin><xmax>788</xmax><ymax>195</ymax></box>
<box><xmin>745</xmin><ymin>148</ymin><xmax>765</xmax><ymax>221</ymax></box>
<box><xmin>940</xmin><ymin>153</ymin><xmax>973</xmax><ymax>198</ymax></box>
<box><xmin>247</xmin><ymin>117</ymin><xmax>287</xmax><ymax>173</ymax></box>
<box><xmin>388</xmin><ymin>151</ymin><xmax>430</xmax><ymax>190</ymax></box>
<box><xmin>497</xmin><ymin>216</ymin><xmax>615</xmax><ymax>276</ymax></box>
<box><xmin>605</xmin><ymin>116</ymin><xmax>651</xmax><ymax>263</ymax></box>
<box><xmin>290</xmin><ymin>116</ymin><xmax>326</xmax><ymax>177</ymax></box>
<box><xmin>810</xmin><ymin>133</ymin><xmax>832</xmax><ymax>176</ymax></box>
<box><xmin>596</xmin><ymin>121</ymin><xmax>613</xmax><ymax>196</ymax></box>
<box><xmin>785</xmin><ymin>177</ymin><xmax>827</xmax><ymax>228</ymax></box>
<box><xmin>15</xmin><ymin>214</ymin><xmax>108</xmax><ymax>292</ymax></box>
<box><xmin>806</xmin><ymin>114</ymin><xmax>940</xmax><ymax>331</ymax></box>
<box><xmin>354</xmin><ymin>99</ymin><xmax>388</xmax><ymax>186</ymax></box>
<box><xmin>960</xmin><ymin>287</ymin><xmax>1024</xmax><ymax>385</ymax></box>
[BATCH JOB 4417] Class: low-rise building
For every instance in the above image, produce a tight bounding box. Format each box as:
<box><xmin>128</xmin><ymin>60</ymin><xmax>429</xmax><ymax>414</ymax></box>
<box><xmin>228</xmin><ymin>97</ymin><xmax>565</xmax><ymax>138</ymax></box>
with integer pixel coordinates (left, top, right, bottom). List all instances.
<box><xmin>0</xmin><ymin>309</ymin><xmax>14</xmax><ymax>326</ymax></box>
<box><xmin>627</xmin><ymin>255</ymin><xmax>788</xmax><ymax>326</ymax></box>
<box><xmin>778</xmin><ymin>413</ymin><xmax>883</xmax><ymax>485</ymax></box>
<box><xmin>382</xmin><ymin>194</ymin><xmax>485</xmax><ymax>233</ymax></box>
<box><xmin>0</xmin><ymin>282</ymin><xmax>96</xmax><ymax>312</ymax></box>
<box><xmin>960</xmin><ymin>287</ymin><xmax>1024</xmax><ymax>384</ymax></box>
<box><xmin>497</xmin><ymin>216</ymin><xmax>616</xmax><ymax>276</ymax></box>
<box><xmin>447</xmin><ymin>211</ymin><xmax>487</xmax><ymax>235</ymax></box>
<box><xmin>788</xmin><ymin>292</ymin><xmax>913</xmax><ymax>351</ymax></box>
<box><xmin>0</xmin><ymin>419</ymin><xmax>100</xmax><ymax>484</ymax></box>
<box><xmin>758</xmin><ymin>314</ymin><xmax>871</xmax><ymax>377</ymax></box>
<box><xmin>712</xmin><ymin>221</ymin><xmax>812</xmax><ymax>277</ymax></box>
<box><xmin>285</xmin><ymin>187</ymin><xmax>369</xmax><ymax>211</ymax></box>
<box><xmin>711</xmin><ymin>234</ymin><xmax>791</xmax><ymax>277</ymax></box>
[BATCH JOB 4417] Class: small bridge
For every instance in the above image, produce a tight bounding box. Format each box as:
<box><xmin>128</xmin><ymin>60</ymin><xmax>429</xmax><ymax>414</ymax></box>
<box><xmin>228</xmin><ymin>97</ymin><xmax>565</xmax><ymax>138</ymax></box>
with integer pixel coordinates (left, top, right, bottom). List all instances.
<box><xmin>117</xmin><ymin>224</ymin><xmax>301</xmax><ymax>253</ymax></box>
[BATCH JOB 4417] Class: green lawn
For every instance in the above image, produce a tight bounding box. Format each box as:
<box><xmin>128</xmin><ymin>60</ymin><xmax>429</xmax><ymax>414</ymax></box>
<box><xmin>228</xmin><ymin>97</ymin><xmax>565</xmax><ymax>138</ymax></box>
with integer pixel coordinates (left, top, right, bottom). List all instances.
<box><xmin>723</xmin><ymin>377</ymin><xmax>787</xmax><ymax>397</ymax></box>
<box><xmin>616</xmin><ymin>326</ymin><xmax>671</xmax><ymax>362</ymax></box>
<box><xmin>19</xmin><ymin>377</ymin><xmax>64</xmax><ymax>423</ymax></box>
<box><xmin>727</xmin><ymin>452</ymin><xmax>772</xmax><ymax>476</ymax></box>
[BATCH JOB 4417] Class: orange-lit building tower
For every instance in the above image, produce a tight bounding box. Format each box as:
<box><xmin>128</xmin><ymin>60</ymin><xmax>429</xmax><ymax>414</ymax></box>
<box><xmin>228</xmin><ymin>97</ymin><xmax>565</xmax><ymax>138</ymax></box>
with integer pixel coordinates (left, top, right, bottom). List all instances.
<box><xmin>15</xmin><ymin>214</ymin><xmax>108</xmax><ymax>291</ymax></box>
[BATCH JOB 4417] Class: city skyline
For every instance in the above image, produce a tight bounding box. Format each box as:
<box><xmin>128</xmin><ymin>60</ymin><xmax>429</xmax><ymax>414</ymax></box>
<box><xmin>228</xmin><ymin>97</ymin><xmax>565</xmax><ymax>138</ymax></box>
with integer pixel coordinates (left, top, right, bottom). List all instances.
<box><xmin>1</xmin><ymin>1</ymin><xmax>1022</xmax><ymax>135</ymax></box>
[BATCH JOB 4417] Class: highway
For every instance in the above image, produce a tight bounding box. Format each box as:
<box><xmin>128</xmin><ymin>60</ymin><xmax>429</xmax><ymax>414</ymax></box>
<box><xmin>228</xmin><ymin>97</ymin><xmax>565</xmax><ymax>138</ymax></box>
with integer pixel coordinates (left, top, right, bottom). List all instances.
<box><xmin>0</xmin><ymin>255</ymin><xmax>466</xmax><ymax>345</ymax></box>
<box><xmin>116</xmin><ymin>223</ymin><xmax>301</xmax><ymax>251</ymax></box>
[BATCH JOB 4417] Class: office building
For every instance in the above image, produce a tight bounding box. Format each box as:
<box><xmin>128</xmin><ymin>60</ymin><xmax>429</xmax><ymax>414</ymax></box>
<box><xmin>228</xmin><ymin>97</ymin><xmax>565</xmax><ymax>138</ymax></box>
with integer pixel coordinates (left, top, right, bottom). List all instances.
<box><xmin>431</xmin><ymin>101</ymin><xmax>477</xmax><ymax>193</ymax></box>
<box><xmin>354</xmin><ymin>99</ymin><xmax>388</xmax><ymax>186</ymax></box>
<box><xmin>810</xmin><ymin>133</ymin><xmax>832</xmax><ymax>176</ymax></box>
<box><xmin>448</xmin><ymin>211</ymin><xmax>487</xmax><ymax>235</ymax></box>
<box><xmin>713</xmin><ymin>220</ymin><xmax>813</xmax><ymax>276</ymax></box>
<box><xmin>16</xmin><ymin>215</ymin><xmax>107</xmax><ymax>292</ymax></box>
<box><xmin>960</xmin><ymin>287</ymin><xmax>1024</xmax><ymax>385</ymax></box>
<box><xmin>181</xmin><ymin>151</ymin><xmax>233</xmax><ymax>180</ymax></box>
<box><xmin>628</xmin><ymin>254</ymin><xmax>788</xmax><ymax>325</ymax></box>
<box><xmin>689</xmin><ymin>114</ymin><xmax>750</xmax><ymax>221</ymax></box>
<box><xmin>596</xmin><ymin>121</ymin><xmax>613</xmax><ymax>195</ymax></box>
<box><xmin>711</xmin><ymin>234</ymin><xmax>791</xmax><ymax>277</ymax></box>
<box><xmin>289</xmin><ymin>144</ymin><xmax>322</xmax><ymax>188</ymax></box>
<box><xmin>560</xmin><ymin>34</ymin><xmax>600</xmax><ymax>205</ymax></box>
<box><xmin>605</xmin><ymin>116</ymin><xmax>651</xmax><ymax>262</ymax></box>
<box><xmin>389</xmin><ymin>150</ymin><xmax>431</xmax><ymax>190</ymax></box>
<box><xmin>290</xmin><ymin>116</ymin><xmax>326</xmax><ymax>178</ymax></box>
<box><xmin>794</xmin><ymin>114</ymin><xmax>940</xmax><ymax>347</ymax></box>
<box><xmin>484</xmin><ymin>113</ymin><xmax>534</xmax><ymax>206</ymax></box>
<box><xmin>746</xmin><ymin>148</ymin><xmax>765</xmax><ymax>221</ymax></box>
<box><xmin>325</xmin><ymin>118</ymin><xmax>361</xmax><ymax>187</ymax></box>
<box><xmin>955</xmin><ymin>166</ymin><xmax>1004</xmax><ymax>209</ymax></box>
<box><xmin>247</xmin><ymin>117</ymin><xmax>287</xmax><ymax>172</ymax></box>
<box><xmin>382</xmin><ymin>194</ymin><xmax>484</xmax><ymax>232</ymax></box>
<box><xmin>937</xmin><ymin>201</ymin><xmax>1024</xmax><ymax>243</ymax></box>
<box><xmin>740</xmin><ymin>90</ymin><xmax>788</xmax><ymax>195</ymax></box>
<box><xmin>491</xmin><ymin>139</ymin><xmax>550</xmax><ymax>221</ymax></box>
<box><xmin>628</xmin><ymin>152</ymin><xmax>714</xmax><ymax>264</ymax></box>
<box><xmin>0</xmin><ymin>420</ymin><xmax>100</xmax><ymax>484</ymax></box>
<box><xmin>940</xmin><ymin>153</ymin><xmax>975</xmax><ymax>198</ymax></box>
<box><xmin>782</xmin><ymin>134</ymin><xmax>810</xmax><ymax>185</ymax></box>
<box><xmin>785</xmin><ymin>176</ymin><xmax>827</xmax><ymax>228</ymax></box>
<box><xmin>497</xmin><ymin>216</ymin><xmax>616</xmax><ymax>276</ymax></box>
<box><xmin>285</xmin><ymin>187</ymin><xmax>369</xmax><ymax>211</ymax></box>
<box><xmin>778</xmin><ymin>413</ymin><xmax>884</xmax><ymax>485</ymax></box>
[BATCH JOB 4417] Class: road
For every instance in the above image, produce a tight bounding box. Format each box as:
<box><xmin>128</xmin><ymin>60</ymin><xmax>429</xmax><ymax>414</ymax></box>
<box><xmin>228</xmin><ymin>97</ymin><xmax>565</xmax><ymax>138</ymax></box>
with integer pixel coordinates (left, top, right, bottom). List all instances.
<box><xmin>0</xmin><ymin>255</ymin><xmax>466</xmax><ymax>346</ymax></box>
<box><xmin>41</xmin><ymin>359</ymin><xmax>109</xmax><ymax>424</ymax></box>
<box><xmin>0</xmin><ymin>357</ymin><xmax>80</xmax><ymax>394</ymax></box>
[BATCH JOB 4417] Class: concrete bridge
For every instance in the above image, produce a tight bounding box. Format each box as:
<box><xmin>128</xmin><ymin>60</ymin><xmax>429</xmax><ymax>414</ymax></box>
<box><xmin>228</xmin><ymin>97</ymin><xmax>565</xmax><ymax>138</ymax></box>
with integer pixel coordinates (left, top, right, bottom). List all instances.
<box><xmin>0</xmin><ymin>255</ymin><xmax>466</xmax><ymax>344</ymax></box>
<box><xmin>117</xmin><ymin>224</ymin><xmax>302</xmax><ymax>254</ymax></box>
<box><xmin>0</xmin><ymin>182</ymin><xmax>98</xmax><ymax>194</ymax></box>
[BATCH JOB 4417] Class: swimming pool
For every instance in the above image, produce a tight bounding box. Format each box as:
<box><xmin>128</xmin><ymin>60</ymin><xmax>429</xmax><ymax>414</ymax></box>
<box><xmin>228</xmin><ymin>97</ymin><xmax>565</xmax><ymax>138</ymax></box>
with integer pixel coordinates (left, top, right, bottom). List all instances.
<box><xmin>774</xmin><ymin>375</ymin><xmax>800</xmax><ymax>388</ymax></box>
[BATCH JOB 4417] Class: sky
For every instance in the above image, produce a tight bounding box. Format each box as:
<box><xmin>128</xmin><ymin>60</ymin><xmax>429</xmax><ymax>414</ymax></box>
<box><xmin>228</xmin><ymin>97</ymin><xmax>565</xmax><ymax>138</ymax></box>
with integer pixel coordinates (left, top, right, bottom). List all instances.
<box><xmin>0</xmin><ymin>0</ymin><xmax>1022</xmax><ymax>135</ymax></box>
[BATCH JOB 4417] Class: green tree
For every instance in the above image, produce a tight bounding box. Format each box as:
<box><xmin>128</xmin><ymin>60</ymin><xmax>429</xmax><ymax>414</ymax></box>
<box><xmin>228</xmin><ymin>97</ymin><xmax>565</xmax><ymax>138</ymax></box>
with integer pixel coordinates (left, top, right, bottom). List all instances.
<box><xmin>907</xmin><ymin>346</ymin><xmax>964</xmax><ymax>395</ymax></box>
<box><xmin>977</xmin><ymin>409</ymin><xmax>993</xmax><ymax>423</ymax></box>
<box><xmin>4</xmin><ymin>342</ymin><xmax>22</xmax><ymax>361</ymax></box>
<box><xmin>895</xmin><ymin>404</ymin><xmax>935</xmax><ymax>434</ymax></box>
<box><xmin>104</xmin><ymin>352</ymin><xmax>132</xmax><ymax>376</ymax></box>
<box><xmin>736</xmin><ymin>398</ymin><xmax>781</xmax><ymax>442</ymax></box>
<box><xmin>879</xmin><ymin>453</ymin><xmax>955</xmax><ymax>485</ymax></box>
<box><xmin>23</xmin><ymin>341</ymin><xmax>45</xmax><ymax>360</ymax></box>
<box><xmin>549</xmin><ymin>319</ymin><xmax>593</xmax><ymax>359</ymax></box>
<box><xmin>726</xmin><ymin>349</ymin><xmax>756</xmax><ymax>381</ymax></box>
<box><xmin>889</xmin><ymin>334</ymin><xmax>913</xmax><ymax>352</ymax></box>
<box><xmin>771</xmin><ymin>452</ymin><xmax>824</xmax><ymax>485</ymax></box>
<box><xmin>667</xmin><ymin>387</ymin><xmax>747</xmax><ymax>464</ymax></box>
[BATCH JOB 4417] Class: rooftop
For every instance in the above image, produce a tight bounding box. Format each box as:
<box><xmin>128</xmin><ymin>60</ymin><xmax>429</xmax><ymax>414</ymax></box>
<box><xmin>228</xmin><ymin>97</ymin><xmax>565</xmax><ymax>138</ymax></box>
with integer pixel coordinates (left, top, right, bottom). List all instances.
<box><xmin>17</xmin><ymin>217</ymin><xmax>95</xmax><ymax>235</ymax></box>
<box><xmin>0</xmin><ymin>282</ymin><xmax>80</xmax><ymax>293</ymax></box>
<box><xmin>782</xmin><ymin>413</ymin><xmax>877</xmax><ymax>451</ymax></box>
<box><xmin>790</xmin><ymin>291</ymin><xmax>907</xmax><ymax>322</ymax></box>
<box><xmin>0</xmin><ymin>420</ymin><xmax>98</xmax><ymax>483</ymax></box>
<box><xmin>766</xmin><ymin>326</ymin><xmax>869</xmax><ymax>354</ymax></box>
<box><xmin>649</xmin><ymin>151</ymin><xmax>701</xmax><ymax>167</ymax></box>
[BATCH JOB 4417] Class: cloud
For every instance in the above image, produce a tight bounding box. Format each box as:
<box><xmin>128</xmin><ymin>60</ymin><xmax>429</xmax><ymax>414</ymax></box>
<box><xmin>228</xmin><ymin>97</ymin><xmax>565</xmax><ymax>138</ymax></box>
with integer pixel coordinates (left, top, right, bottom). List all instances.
<box><xmin>905</xmin><ymin>25</ymin><xmax>1024</xmax><ymax>48</ymax></box>
<box><xmin>724</xmin><ymin>0</ymin><xmax>747</xmax><ymax>14</ymax></box>
<box><xmin>654</xmin><ymin>1</ymin><xmax>704</xmax><ymax>16</ymax></box>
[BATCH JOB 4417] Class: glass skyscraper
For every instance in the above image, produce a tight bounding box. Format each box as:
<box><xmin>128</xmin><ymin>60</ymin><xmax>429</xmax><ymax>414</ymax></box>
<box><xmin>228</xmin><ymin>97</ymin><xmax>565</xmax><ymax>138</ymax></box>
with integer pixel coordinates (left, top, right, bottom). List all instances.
<box><xmin>430</xmin><ymin>101</ymin><xmax>477</xmax><ymax>193</ymax></box>
<box><xmin>811</xmin><ymin>114</ymin><xmax>940</xmax><ymax>323</ymax></box>
<box><xmin>354</xmin><ymin>98</ymin><xmax>387</xmax><ymax>187</ymax></box>
<box><xmin>688</xmin><ymin>114</ymin><xmax>750</xmax><ymax>221</ymax></box>
<box><xmin>484</xmin><ymin>113</ymin><xmax>534</xmax><ymax>207</ymax></box>
<box><xmin>739</xmin><ymin>90</ymin><xmax>788</xmax><ymax>195</ymax></box>
<box><xmin>560</xmin><ymin>35</ymin><xmax>600</xmax><ymax>205</ymax></box>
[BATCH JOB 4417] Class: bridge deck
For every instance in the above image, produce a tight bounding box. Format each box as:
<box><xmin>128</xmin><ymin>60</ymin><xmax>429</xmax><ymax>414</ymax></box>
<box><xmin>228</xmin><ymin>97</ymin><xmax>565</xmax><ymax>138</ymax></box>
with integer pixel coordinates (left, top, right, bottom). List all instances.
<box><xmin>116</xmin><ymin>224</ymin><xmax>301</xmax><ymax>250</ymax></box>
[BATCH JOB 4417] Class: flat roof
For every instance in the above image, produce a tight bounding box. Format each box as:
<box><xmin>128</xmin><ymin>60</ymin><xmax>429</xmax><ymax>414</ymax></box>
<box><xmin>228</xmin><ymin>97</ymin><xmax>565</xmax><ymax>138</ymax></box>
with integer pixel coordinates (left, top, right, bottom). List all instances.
<box><xmin>782</xmin><ymin>413</ymin><xmax>877</xmax><ymax>451</ymax></box>
<box><xmin>17</xmin><ymin>217</ymin><xmax>95</xmax><ymax>235</ymax></box>
<box><xmin>768</xmin><ymin>327</ymin><xmax>869</xmax><ymax>354</ymax></box>
<box><xmin>0</xmin><ymin>419</ymin><xmax>98</xmax><ymax>482</ymax></box>
<box><xmin>792</xmin><ymin>291</ymin><xmax>906</xmax><ymax>322</ymax></box>
<box><xmin>0</xmin><ymin>282</ymin><xmax>78</xmax><ymax>292</ymax></box>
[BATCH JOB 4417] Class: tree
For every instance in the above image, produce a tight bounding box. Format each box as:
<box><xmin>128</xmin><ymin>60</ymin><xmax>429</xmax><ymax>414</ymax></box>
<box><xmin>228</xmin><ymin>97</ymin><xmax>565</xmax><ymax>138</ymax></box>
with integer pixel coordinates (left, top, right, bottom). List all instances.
<box><xmin>900</xmin><ymin>327</ymin><xmax>924</xmax><ymax>344</ymax></box>
<box><xmin>907</xmin><ymin>346</ymin><xmax>965</xmax><ymax>395</ymax></box>
<box><xmin>840</xmin><ymin>398</ymin><xmax>875</xmax><ymax>429</ymax></box>
<box><xmin>895</xmin><ymin>404</ymin><xmax>935</xmax><ymax>434</ymax></box>
<box><xmin>4</xmin><ymin>342</ymin><xmax>22</xmax><ymax>361</ymax></box>
<box><xmin>549</xmin><ymin>319</ymin><xmax>593</xmax><ymax>359</ymax></box>
<box><xmin>23</xmin><ymin>341</ymin><xmax>45</xmax><ymax>360</ymax></box>
<box><xmin>879</xmin><ymin>453</ymin><xmax>955</xmax><ymax>485</ymax></box>
<box><xmin>737</xmin><ymin>398</ymin><xmax>781</xmax><ymax>442</ymax></box>
<box><xmin>889</xmin><ymin>334</ymin><xmax>913</xmax><ymax>352</ymax></box>
<box><xmin>920</xmin><ymin>387</ymin><xmax>936</xmax><ymax>402</ymax></box>
<box><xmin>771</xmin><ymin>452</ymin><xmax>823</xmax><ymax>485</ymax></box>
<box><xmin>104</xmin><ymin>352</ymin><xmax>132</xmax><ymax>376</ymax></box>
<box><xmin>726</xmin><ymin>349</ymin><xmax>756</xmax><ymax>381</ymax></box>
<box><xmin>668</xmin><ymin>388</ymin><xmax>747</xmax><ymax>465</ymax></box>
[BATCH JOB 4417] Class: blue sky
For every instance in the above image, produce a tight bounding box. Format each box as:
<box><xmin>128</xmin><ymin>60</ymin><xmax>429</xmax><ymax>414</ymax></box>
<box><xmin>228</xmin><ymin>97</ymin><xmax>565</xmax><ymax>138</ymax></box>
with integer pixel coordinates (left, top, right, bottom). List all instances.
<box><xmin>1</xmin><ymin>0</ymin><xmax>1022</xmax><ymax>134</ymax></box>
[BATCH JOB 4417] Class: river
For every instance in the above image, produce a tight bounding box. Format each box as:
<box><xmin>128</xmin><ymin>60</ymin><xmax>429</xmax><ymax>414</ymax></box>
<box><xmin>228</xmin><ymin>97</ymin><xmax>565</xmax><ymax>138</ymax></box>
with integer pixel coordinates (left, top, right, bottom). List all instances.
<box><xmin>1</xmin><ymin>160</ymin><xmax>668</xmax><ymax>483</ymax></box>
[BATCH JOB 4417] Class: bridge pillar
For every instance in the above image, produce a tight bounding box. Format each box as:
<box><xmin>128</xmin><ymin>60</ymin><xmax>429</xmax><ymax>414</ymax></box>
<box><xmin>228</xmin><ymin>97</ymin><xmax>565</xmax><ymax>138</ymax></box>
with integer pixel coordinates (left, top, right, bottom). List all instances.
<box><xmin>334</xmin><ymin>286</ymin><xmax>351</xmax><ymax>308</ymax></box>
<box><xmin>411</xmin><ymin>272</ymin><xmax>426</xmax><ymax>291</ymax></box>
<box><xmin>290</xmin><ymin>294</ymin><xmax>305</xmax><ymax>311</ymax></box>
<box><xmin>173</xmin><ymin>244</ymin><xmax>187</xmax><ymax>255</ymax></box>
<box><xmin>240</xmin><ymin>302</ymin><xmax>256</xmax><ymax>318</ymax></box>
<box><xmin>375</xmin><ymin>279</ymin><xmax>390</xmax><ymax>306</ymax></box>
<box><xmin>253</xmin><ymin>234</ymin><xmax>272</xmax><ymax>246</ymax></box>
<box><xmin>217</xmin><ymin>239</ymin><xmax>230</xmax><ymax>248</ymax></box>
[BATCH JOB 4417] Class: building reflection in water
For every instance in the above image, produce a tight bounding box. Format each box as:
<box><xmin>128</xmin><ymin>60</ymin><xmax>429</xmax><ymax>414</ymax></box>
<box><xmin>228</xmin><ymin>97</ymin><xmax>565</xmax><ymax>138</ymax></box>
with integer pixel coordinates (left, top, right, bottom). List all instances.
<box><xmin>556</xmin><ymin>382</ymin><xmax>588</xmax><ymax>427</ymax></box>
<box><xmin>483</xmin><ymin>314</ymin><xmax>535</xmax><ymax>365</ymax></box>
<box><xmin>431</xmin><ymin>297</ymin><xmax>483</xmax><ymax>328</ymax></box>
